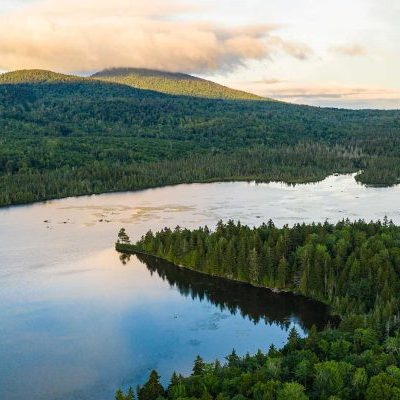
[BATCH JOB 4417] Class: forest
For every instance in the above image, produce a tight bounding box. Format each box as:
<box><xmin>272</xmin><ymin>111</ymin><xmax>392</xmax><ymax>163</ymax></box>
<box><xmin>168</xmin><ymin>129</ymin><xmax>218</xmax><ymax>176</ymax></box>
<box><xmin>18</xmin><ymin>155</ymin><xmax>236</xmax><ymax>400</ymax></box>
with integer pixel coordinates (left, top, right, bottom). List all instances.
<box><xmin>114</xmin><ymin>220</ymin><xmax>400</xmax><ymax>399</ymax></box>
<box><xmin>1</xmin><ymin>69</ymin><xmax>400</xmax><ymax>206</ymax></box>
<box><xmin>92</xmin><ymin>68</ymin><xmax>264</xmax><ymax>100</ymax></box>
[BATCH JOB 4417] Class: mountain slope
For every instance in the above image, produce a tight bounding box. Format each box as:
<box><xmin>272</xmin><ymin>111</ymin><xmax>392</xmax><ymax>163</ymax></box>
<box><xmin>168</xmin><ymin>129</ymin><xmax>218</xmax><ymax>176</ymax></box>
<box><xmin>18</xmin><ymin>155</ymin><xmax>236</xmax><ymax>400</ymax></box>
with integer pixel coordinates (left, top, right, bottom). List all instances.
<box><xmin>0</xmin><ymin>69</ymin><xmax>84</xmax><ymax>84</ymax></box>
<box><xmin>91</xmin><ymin>68</ymin><xmax>265</xmax><ymax>100</ymax></box>
<box><xmin>0</xmin><ymin>68</ymin><xmax>399</xmax><ymax>206</ymax></box>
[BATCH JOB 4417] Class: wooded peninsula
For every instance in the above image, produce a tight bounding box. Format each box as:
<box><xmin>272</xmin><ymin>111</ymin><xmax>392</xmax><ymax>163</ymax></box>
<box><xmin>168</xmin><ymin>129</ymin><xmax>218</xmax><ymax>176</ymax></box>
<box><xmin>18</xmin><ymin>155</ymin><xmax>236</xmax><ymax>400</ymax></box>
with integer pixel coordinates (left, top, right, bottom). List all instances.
<box><xmin>115</xmin><ymin>220</ymin><xmax>400</xmax><ymax>400</ymax></box>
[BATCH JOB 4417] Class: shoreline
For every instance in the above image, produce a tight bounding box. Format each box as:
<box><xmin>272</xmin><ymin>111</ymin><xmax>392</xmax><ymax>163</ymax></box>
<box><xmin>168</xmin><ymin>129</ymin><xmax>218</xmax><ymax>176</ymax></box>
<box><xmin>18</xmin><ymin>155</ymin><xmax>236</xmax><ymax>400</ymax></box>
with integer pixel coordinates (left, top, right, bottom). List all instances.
<box><xmin>115</xmin><ymin>243</ymin><xmax>342</xmax><ymax>324</ymax></box>
<box><xmin>0</xmin><ymin>171</ymin><xmax>376</xmax><ymax>210</ymax></box>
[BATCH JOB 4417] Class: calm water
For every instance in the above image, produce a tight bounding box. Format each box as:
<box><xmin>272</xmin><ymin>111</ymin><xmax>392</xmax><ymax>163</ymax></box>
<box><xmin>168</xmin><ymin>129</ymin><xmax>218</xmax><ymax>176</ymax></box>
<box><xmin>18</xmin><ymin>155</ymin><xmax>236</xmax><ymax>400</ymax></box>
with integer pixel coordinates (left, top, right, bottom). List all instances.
<box><xmin>1</xmin><ymin>174</ymin><xmax>399</xmax><ymax>400</ymax></box>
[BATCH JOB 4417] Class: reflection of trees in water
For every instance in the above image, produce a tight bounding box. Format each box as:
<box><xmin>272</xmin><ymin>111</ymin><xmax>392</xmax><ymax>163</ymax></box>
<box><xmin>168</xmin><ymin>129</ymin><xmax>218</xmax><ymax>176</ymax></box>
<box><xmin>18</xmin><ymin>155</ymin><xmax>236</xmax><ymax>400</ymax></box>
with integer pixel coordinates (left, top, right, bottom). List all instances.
<box><xmin>119</xmin><ymin>252</ymin><xmax>131</xmax><ymax>265</ymax></box>
<box><xmin>126</xmin><ymin>253</ymin><xmax>337</xmax><ymax>332</ymax></box>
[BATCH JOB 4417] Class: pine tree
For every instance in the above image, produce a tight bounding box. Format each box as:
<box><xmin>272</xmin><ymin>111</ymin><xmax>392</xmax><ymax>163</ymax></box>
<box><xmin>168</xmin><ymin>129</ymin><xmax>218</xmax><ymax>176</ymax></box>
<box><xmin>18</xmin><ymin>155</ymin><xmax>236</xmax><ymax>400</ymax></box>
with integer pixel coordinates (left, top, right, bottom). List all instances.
<box><xmin>248</xmin><ymin>247</ymin><xmax>260</xmax><ymax>284</ymax></box>
<box><xmin>138</xmin><ymin>370</ymin><xmax>165</xmax><ymax>400</ymax></box>
<box><xmin>287</xmin><ymin>326</ymin><xmax>301</xmax><ymax>351</ymax></box>
<box><xmin>118</xmin><ymin>228</ymin><xmax>131</xmax><ymax>244</ymax></box>
<box><xmin>115</xmin><ymin>388</ymin><xmax>125</xmax><ymax>400</ymax></box>
<box><xmin>192</xmin><ymin>355</ymin><xmax>205</xmax><ymax>375</ymax></box>
<box><xmin>125</xmin><ymin>387</ymin><xmax>135</xmax><ymax>400</ymax></box>
<box><xmin>277</xmin><ymin>256</ymin><xmax>289</xmax><ymax>288</ymax></box>
<box><xmin>226</xmin><ymin>349</ymin><xmax>240</xmax><ymax>367</ymax></box>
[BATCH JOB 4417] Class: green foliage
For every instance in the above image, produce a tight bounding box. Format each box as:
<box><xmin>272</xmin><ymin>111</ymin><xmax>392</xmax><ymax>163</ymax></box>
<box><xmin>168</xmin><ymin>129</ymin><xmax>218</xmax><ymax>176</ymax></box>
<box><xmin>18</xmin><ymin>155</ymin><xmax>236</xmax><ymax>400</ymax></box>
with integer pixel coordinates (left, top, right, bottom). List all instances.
<box><xmin>0</xmin><ymin>69</ymin><xmax>400</xmax><ymax>206</ymax></box>
<box><xmin>116</xmin><ymin>388</ymin><xmax>125</xmax><ymax>400</ymax></box>
<box><xmin>365</xmin><ymin>366</ymin><xmax>400</xmax><ymax>399</ymax></box>
<box><xmin>0</xmin><ymin>69</ymin><xmax>84</xmax><ymax>84</ymax></box>
<box><xmin>277</xmin><ymin>382</ymin><xmax>308</xmax><ymax>400</ymax></box>
<box><xmin>125</xmin><ymin>219</ymin><xmax>400</xmax><ymax>328</ymax></box>
<box><xmin>116</xmin><ymin>328</ymin><xmax>400</xmax><ymax>400</ymax></box>
<box><xmin>114</xmin><ymin>219</ymin><xmax>400</xmax><ymax>399</ymax></box>
<box><xmin>193</xmin><ymin>356</ymin><xmax>206</xmax><ymax>376</ymax></box>
<box><xmin>92</xmin><ymin>68</ymin><xmax>264</xmax><ymax>100</ymax></box>
<box><xmin>118</xmin><ymin>228</ymin><xmax>130</xmax><ymax>244</ymax></box>
<box><xmin>137</xmin><ymin>370</ymin><xmax>165</xmax><ymax>400</ymax></box>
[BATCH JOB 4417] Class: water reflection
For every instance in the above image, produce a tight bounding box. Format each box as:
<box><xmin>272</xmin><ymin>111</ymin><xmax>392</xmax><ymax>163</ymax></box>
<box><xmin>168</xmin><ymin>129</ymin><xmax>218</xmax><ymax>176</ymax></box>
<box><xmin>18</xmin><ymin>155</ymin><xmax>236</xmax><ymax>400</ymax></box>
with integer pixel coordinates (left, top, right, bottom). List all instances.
<box><xmin>133</xmin><ymin>253</ymin><xmax>337</xmax><ymax>332</ymax></box>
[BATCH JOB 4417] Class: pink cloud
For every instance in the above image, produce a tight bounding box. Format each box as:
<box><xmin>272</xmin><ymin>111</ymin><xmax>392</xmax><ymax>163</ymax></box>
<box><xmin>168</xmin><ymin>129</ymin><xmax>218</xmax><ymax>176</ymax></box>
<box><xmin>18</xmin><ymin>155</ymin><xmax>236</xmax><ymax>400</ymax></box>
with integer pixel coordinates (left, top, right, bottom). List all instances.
<box><xmin>0</xmin><ymin>0</ymin><xmax>312</xmax><ymax>73</ymax></box>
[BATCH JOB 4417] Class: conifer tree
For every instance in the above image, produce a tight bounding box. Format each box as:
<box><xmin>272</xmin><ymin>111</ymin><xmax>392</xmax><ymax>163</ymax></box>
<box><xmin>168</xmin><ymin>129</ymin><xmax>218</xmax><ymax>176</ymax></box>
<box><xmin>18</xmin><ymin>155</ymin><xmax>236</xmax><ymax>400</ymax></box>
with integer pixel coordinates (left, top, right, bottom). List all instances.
<box><xmin>192</xmin><ymin>355</ymin><xmax>205</xmax><ymax>375</ymax></box>
<box><xmin>138</xmin><ymin>370</ymin><xmax>165</xmax><ymax>400</ymax></box>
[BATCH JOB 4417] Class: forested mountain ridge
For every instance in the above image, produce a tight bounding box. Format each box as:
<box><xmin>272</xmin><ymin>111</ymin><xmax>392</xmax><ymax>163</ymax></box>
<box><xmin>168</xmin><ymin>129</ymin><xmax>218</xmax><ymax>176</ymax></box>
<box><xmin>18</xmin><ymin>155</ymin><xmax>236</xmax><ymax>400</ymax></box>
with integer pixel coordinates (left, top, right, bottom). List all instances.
<box><xmin>91</xmin><ymin>67</ymin><xmax>265</xmax><ymax>100</ymax></box>
<box><xmin>0</xmin><ymin>68</ymin><xmax>400</xmax><ymax>206</ymax></box>
<box><xmin>0</xmin><ymin>69</ymin><xmax>85</xmax><ymax>84</ymax></box>
<box><xmin>115</xmin><ymin>220</ymin><xmax>400</xmax><ymax>400</ymax></box>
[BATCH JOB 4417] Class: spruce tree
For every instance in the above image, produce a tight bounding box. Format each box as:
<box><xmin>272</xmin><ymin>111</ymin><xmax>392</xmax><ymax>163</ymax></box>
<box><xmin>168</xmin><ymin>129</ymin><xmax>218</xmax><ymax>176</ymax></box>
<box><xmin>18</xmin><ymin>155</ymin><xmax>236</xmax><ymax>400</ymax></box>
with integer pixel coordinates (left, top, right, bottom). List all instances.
<box><xmin>126</xmin><ymin>387</ymin><xmax>135</xmax><ymax>400</ymax></box>
<box><xmin>115</xmin><ymin>388</ymin><xmax>125</xmax><ymax>400</ymax></box>
<box><xmin>192</xmin><ymin>355</ymin><xmax>205</xmax><ymax>375</ymax></box>
<box><xmin>138</xmin><ymin>370</ymin><xmax>165</xmax><ymax>400</ymax></box>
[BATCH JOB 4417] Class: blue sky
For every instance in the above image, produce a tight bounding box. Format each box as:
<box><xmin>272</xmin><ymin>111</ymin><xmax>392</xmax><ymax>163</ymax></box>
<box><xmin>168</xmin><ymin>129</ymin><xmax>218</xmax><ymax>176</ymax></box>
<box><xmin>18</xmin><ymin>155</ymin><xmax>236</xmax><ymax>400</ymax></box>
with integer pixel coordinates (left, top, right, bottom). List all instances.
<box><xmin>0</xmin><ymin>0</ymin><xmax>399</xmax><ymax>109</ymax></box>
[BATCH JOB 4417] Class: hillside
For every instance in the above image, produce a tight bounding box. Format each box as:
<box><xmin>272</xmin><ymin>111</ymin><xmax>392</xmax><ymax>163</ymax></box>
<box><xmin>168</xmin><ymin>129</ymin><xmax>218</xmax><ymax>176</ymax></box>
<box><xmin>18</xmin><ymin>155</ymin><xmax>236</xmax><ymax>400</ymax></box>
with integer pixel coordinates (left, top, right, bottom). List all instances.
<box><xmin>0</xmin><ymin>69</ymin><xmax>84</xmax><ymax>84</ymax></box>
<box><xmin>0</xmin><ymin>68</ymin><xmax>400</xmax><ymax>206</ymax></box>
<box><xmin>91</xmin><ymin>67</ymin><xmax>264</xmax><ymax>100</ymax></box>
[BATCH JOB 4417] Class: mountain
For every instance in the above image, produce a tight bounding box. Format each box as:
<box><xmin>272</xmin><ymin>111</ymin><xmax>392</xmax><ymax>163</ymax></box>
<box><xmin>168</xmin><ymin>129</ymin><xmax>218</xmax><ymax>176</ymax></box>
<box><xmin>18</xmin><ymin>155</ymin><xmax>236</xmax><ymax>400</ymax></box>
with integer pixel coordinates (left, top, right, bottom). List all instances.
<box><xmin>0</xmin><ymin>67</ymin><xmax>265</xmax><ymax>100</ymax></box>
<box><xmin>91</xmin><ymin>68</ymin><xmax>264</xmax><ymax>100</ymax></box>
<box><xmin>0</xmin><ymin>69</ymin><xmax>84</xmax><ymax>84</ymax></box>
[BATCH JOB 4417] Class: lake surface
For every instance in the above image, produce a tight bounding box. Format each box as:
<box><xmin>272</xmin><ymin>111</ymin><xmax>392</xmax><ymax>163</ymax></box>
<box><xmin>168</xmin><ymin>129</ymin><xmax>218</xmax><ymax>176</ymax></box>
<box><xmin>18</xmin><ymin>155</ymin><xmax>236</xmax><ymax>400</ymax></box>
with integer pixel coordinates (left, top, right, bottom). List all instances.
<box><xmin>1</xmin><ymin>173</ymin><xmax>399</xmax><ymax>400</ymax></box>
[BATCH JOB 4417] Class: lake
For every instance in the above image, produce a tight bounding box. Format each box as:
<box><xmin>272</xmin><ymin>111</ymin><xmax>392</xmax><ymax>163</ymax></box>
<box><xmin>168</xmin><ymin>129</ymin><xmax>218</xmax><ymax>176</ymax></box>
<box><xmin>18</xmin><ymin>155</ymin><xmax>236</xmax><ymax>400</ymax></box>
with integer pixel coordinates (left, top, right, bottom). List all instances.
<box><xmin>1</xmin><ymin>173</ymin><xmax>399</xmax><ymax>400</ymax></box>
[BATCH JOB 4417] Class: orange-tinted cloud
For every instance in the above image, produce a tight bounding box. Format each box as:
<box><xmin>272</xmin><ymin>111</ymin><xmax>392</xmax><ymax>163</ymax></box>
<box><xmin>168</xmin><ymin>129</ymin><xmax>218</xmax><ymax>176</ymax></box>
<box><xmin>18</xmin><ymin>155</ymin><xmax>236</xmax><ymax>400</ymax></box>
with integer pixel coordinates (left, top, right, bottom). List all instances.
<box><xmin>268</xmin><ymin>85</ymin><xmax>398</xmax><ymax>100</ymax></box>
<box><xmin>234</xmin><ymin>79</ymin><xmax>399</xmax><ymax>107</ymax></box>
<box><xmin>331</xmin><ymin>44</ymin><xmax>368</xmax><ymax>57</ymax></box>
<box><xmin>0</xmin><ymin>0</ymin><xmax>312</xmax><ymax>73</ymax></box>
<box><xmin>250</xmin><ymin>78</ymin><xmax>286</xmax><ymax>85</ymax></box>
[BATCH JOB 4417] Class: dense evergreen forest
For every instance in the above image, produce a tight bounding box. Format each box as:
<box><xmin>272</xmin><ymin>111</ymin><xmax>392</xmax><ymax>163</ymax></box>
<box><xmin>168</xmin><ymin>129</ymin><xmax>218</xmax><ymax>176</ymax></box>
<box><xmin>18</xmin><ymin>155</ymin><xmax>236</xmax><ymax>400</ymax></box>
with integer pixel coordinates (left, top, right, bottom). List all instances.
<box><xmin>0</xmin><ymin>69</ymin><xmax>400</xmax><ymax>206</ymax></box>
<box><xmin>115</xmin><ymin>220</ymin><xmax>400</xmax><ymax>399</ymax></box>
<box><xmin>92</xmin><ymin>68</ymin><xmax>264</xmax><ymax>100</ymax></box>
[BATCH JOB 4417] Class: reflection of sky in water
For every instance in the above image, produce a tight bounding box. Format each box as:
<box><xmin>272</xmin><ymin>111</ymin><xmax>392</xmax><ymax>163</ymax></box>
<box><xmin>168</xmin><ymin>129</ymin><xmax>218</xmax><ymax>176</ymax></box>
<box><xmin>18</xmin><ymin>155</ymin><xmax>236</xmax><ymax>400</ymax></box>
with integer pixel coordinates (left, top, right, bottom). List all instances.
<box><xmin>0</xmin><ymin>174</ymin><xmax>399</xmax><ymax>400</ymax></box>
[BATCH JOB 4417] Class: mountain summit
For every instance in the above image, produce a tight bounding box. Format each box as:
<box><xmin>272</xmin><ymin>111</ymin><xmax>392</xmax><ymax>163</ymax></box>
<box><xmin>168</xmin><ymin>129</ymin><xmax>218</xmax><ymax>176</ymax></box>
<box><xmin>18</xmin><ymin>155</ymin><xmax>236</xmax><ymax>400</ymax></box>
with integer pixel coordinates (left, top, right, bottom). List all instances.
<box><xmin>92</xmin><ymin>68</ymin><xmax>264</xmax><ymax>100</ymax></box>
<box><xmin>0</xmin><ymin>69</ymin><xmax>84</xmax><ymax>84</ymax></box>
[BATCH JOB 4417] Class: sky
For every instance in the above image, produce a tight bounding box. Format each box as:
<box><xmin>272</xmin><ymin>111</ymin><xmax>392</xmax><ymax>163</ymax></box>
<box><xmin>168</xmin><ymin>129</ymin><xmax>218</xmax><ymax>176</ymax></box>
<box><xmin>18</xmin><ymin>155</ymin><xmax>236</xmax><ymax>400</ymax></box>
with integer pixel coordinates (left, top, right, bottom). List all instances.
<box><xmin>0</xmin><ymin>0</ymin><xmax>399</xmax><ymax>109</ymax></box>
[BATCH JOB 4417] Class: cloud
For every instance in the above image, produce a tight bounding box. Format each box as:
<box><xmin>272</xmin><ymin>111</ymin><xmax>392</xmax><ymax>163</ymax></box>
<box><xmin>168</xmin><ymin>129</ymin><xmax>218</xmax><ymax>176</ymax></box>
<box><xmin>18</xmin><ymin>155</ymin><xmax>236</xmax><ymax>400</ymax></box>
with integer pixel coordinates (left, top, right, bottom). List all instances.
<box><xmin>266</xmin><ymin>84</ymin><xmax>400</xmax><ymax>101</ymax></box>
<box><xmin>249</xmin><ymin>78</ymin><xmax>286</xmax><ymax>85</ymax></box>
<box><xmin>261</xmin><ymin>84</ymin><xmax>400</xmax><ymax>109</ymax></box>
<box><xmin>268</xmin><ymin>36</ymin><xmax>312</xmax><ymax>60</ymax></box>
<box><xmin>0</xmin><ymin>0</ymin><xmax>312</xmax><ymax>73</ymax></box>
<box><xmin>330</xmin><ymin>44</ymin><xmax>368</xmax><ymax>57</ymax></box>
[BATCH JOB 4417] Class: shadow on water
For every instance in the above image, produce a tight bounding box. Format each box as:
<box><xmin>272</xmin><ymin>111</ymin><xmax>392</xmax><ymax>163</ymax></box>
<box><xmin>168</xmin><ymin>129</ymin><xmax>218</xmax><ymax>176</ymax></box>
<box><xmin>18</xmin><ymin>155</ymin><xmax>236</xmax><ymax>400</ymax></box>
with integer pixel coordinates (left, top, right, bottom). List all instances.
<box><xmin>122</xmin><ymin>253</ymin><xmax>338</xmax><ymax>332</ymax></box>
